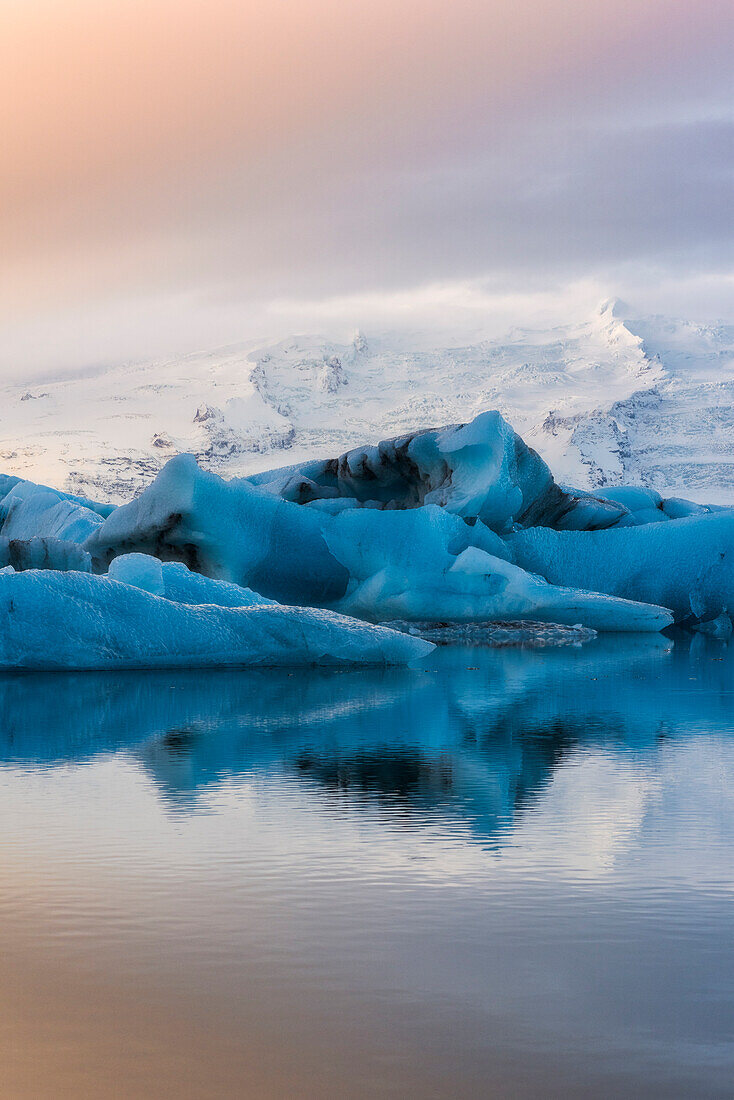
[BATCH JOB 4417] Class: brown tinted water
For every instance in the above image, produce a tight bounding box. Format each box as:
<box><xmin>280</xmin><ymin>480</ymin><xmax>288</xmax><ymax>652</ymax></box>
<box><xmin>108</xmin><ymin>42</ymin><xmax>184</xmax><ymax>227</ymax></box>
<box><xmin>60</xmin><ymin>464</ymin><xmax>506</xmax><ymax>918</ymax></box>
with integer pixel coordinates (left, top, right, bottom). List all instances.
<box><xmin>1</xmin><ymin>634</ymin><xmax>732</xmax><ymax>1097</ymax></box>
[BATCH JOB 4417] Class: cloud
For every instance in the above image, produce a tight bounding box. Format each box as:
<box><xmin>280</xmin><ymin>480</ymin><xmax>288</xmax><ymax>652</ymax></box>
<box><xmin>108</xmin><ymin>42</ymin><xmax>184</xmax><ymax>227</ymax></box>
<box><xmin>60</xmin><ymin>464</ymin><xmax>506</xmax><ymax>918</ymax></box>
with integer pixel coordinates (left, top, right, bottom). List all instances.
<box><xmin>1</xmin><ymin>0</ymin><xmax>733</xmax><ymax>374</ymax></box>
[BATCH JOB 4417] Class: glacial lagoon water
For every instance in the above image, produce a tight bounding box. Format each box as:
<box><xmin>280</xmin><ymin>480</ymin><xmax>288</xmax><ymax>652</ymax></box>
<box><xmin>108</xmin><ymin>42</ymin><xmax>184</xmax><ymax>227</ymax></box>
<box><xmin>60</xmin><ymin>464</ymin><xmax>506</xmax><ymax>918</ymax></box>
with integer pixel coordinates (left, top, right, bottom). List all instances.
<box><xmin>1</xmin><ymin>634</ymin><xmax>733</xmax><ymax>1098</ymax></box>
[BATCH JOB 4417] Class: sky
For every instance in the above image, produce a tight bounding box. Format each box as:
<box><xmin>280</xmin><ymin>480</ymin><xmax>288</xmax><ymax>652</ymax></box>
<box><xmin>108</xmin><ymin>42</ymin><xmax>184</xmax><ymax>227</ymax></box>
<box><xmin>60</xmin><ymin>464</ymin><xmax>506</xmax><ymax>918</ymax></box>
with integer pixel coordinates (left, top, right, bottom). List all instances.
<box><xmin>2</xmin><ymin>0</ymin><xmax>733</xmax><ymax>378</ymax></box>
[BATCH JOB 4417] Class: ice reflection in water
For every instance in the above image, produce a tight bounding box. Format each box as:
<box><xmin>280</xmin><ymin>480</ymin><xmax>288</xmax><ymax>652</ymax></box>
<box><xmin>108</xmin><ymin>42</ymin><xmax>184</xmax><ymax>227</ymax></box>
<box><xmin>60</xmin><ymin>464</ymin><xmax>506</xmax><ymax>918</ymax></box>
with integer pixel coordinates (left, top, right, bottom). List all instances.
<box><xmin>0</xmin><ymin>632</ymin><xmax>733</xmax><ymax>1098</ymax></box>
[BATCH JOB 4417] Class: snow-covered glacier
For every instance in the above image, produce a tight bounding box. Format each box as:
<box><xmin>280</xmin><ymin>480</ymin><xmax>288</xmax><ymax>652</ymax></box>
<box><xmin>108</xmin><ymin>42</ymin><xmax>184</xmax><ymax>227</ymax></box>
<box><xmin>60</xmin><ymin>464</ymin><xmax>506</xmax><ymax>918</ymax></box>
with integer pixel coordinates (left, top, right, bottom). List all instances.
<box><xmin>2</xmin><ymin>301</ymin><xmax>733</xmax><ymax>506</ymax></box>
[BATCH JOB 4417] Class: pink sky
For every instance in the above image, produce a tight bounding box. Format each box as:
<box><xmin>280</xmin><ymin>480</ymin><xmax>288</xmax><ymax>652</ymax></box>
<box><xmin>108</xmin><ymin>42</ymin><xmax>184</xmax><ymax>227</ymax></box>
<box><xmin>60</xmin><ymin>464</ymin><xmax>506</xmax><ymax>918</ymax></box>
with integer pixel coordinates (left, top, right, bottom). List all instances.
<box><xmin>2</xmin><ymin>0</ymin><xmax>733</xmax><ymax>372</ymax></box>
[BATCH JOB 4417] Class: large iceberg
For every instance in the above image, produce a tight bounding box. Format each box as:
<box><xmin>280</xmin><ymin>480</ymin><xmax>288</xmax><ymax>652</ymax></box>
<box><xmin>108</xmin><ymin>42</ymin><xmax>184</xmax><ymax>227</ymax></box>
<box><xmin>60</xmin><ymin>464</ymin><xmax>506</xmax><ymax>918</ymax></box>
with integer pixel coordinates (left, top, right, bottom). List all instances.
<box><xmin>0</xmin><ymin>569</ymin><xmax>432</xmax><ymax>671</ymax></box>
<box><xmin>85</xmin><ymin>447</ymin><xmax>672</xmax><ymax>632</ymax></box>
<box><xmin>248</xmin><ymin>412</ymin><xmax>630</xmax><ymax>532</ymax></box>
<box><xmin>510</xmin><ymin>511</ymin><xmax>734</xmax><ymax>623</ymax></box>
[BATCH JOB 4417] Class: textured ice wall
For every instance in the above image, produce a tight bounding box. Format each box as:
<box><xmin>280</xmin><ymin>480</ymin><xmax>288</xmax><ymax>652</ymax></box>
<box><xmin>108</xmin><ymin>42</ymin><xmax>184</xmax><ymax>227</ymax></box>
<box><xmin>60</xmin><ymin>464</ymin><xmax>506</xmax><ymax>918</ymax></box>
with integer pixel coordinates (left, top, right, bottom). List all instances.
<box><xmin>0</xmin><ymin>570</ymin><xmax>433</xmax><ymax>671</ymax></box>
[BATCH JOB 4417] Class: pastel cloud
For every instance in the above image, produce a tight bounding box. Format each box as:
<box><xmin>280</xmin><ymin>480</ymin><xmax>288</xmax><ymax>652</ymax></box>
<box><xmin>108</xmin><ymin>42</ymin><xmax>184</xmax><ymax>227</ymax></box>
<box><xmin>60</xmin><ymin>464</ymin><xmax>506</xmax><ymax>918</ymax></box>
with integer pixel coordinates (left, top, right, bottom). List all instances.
<box><xmin>2</xmin><ymin>0</ymin><xmax>733</xmax><ymax>372</ymax></box>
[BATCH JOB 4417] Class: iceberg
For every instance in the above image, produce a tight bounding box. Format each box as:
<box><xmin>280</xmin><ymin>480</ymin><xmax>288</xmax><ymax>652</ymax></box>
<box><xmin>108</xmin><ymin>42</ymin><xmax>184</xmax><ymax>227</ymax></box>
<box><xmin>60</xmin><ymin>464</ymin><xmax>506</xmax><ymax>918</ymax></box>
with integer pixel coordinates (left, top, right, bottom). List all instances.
<box><xmin>574</xmin><ymin>485</ymin><xmax>718</xmax><ymax>527</ymax></box>
<box><xmin>85</xmin><ymin>448</ymin><xmax>672</xmax><ymax>632</ymax></box>
<box><xmin>0</xmin><ymin>536</ymin><xmax>91</xmax><ymax>573</ymax></box>
<box><xmin>0</xmin><ymin>569</ymin><xmax>433</xmax><ymax>671</ymax></box>
<box><xmin>86</xmin><ymin>453</ymin><xmax>353</xmax><ymax>605</ymax></box>
<box><xmin>324</xmin><ymin>513</ymin><xmax>671</xmax><ymax>631</ymax></box>
<box><xmin>108</xmin><ymin>552</ymin><xmax>275</xmax><ymax>607</ymax></box>
<box><xmin>6</xmin><ymin>409</ymin><xmax>730</xmax><ymax>643</ymax></box>
<box><xmin>692</xmin><ymin>612</ymin><xmax>733</xmax><ymax>641</ymax></box>
<box><xmin>0</xmin><ymin>478</ymin><xmax>109</xmax><ymax>543</ymax></box>
<box><xmin>509</xmin><ymin>510</ymin><xmax>734</xmax><ymax>623</ymax></box>
<box><xmin>248</xmin><ymin>411</ymin><xmax>629</xmax><ymax>532</ymax></box>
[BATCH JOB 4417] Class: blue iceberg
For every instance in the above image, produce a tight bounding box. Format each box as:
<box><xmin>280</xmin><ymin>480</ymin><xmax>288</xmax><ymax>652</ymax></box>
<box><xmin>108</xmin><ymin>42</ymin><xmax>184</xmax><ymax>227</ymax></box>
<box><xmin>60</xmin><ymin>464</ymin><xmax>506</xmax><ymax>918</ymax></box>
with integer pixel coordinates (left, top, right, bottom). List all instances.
<box><xmin>0</xmin><ymin>477</ymin><xmax>110</xmax><ymax>543</ymax></box>
<box><xmin>510</xmin><ymin>510</ymin><xmax>734</xmax><ymax>624</ymax></box>
<box><xmin>108</xmin><ymin>552</ymin><xmax>276</xmax><ymax>607</ymax></box>
<box><xmin>0</xmin><ymin>569</ymin><xmax>432</xmax><ymax>671</ymax></box>
<box><xmin>0</xmin><ymin>536</ymin><xmax>91</xmax><ymax>573</ymax></box>
<box><xmin>85</xmin><ymin>435</ymin><xmax>673</xmax><ymax>633</ymax></box>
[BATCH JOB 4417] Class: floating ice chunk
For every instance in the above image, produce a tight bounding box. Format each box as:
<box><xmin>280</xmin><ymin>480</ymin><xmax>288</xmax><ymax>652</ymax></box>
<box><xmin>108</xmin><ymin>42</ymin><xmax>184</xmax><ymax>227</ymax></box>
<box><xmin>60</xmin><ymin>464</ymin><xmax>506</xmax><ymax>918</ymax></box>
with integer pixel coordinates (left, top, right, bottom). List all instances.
<box><xmin>86</xmin><ymin>454</ymin><xmax>352</xmax><ymax>605</ymax></box>
<box><xmin>0</xmin><ymin>476</ymin><xmax>113</xmax><ymax>517</ymax></box>
<box><xmin>593</xmin><ymin>486</ymin><xmax>664</xmax><ymax>513</ymax></box>
<box><xmin>248</xmin><ymin>411</ymin><xmax>628</xmax><ymax>533</ymax></box>
<box><xmin>333</xmin><ymin>531</ymin><xmax>671</xmax><ymax>632</ymax></box>
<box><xmin>661</xmin><ymin>497</ymin><xmax>710</xmax><ymax>520</ymax></box>
<box><xmin>0</xmin><ymin>536</ymin><xmax>91</xmax><ymax>573</ymax></box>
<box><xmin>108</xmin><ymin>552</ymin><xmax>274</xmax><ymax>607</ymax></box>
<box><xmin>692</xmin><ymin>612</ymin><xmax>733</xmax><ymax>640</ymax></box>
<box><xmin>108</xmin><ymin>553</ymin><xmax>165</xmax><ymax>595</ymax></box>
<box><xmin>510</xmin><ymin>511</ymin><xmax>734</xmax><ymax>624</ymax></box>
<box><xmin>590</xmin><ymin>486</ymin><xmax>715</xmax><ymax>527</ymax></box>
<box><xmin>0</xmin><ymin>570</ymin><xmax>433</xmax><ymax>671</ymax></box>
<box><xmin>86</xmin><ymin>461</ymin><xmax>671</xmax><ymax>632</ymax></box>
<box><xmin>385</xmin><ymin>620</ymin><xmax>598</xmax><ymax>647</ymax></box>
<box><xmin>0</xmin><ymin>481</ymin><xmax>106</xmax><ymax>543</ymax></box>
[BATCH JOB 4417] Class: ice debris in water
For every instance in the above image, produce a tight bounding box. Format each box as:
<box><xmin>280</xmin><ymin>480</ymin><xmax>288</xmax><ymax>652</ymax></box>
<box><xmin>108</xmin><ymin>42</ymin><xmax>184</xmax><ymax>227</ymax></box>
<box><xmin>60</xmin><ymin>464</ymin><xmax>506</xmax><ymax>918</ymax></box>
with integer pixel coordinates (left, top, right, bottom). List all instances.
<box><xmin>384</xmin><ymin>620</ymin><xmax>598</xmax><ymax>648</ymax></box>
<box><xmin>0</xmin><ymin>569</ymin><xmax>433</xmax><ymax>671</ymax></box>
<box><xmin>692</xmin><ymin>611</ymin><xmax>733</xmax><ymax>641</ymax></box>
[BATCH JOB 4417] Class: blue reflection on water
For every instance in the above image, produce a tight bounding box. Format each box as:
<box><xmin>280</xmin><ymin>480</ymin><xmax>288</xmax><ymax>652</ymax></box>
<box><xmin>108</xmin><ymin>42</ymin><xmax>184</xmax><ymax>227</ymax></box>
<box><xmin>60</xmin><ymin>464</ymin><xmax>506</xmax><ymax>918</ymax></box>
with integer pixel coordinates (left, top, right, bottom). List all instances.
<box><xmin>1</xmin><ymin>633</ymin><xmax>730</xmax><ymax>838</ymax></box>
<box><xmin>0</xmin><ymin>632</ymin><xmax>732</xmax><ymax>1096</ymax></box>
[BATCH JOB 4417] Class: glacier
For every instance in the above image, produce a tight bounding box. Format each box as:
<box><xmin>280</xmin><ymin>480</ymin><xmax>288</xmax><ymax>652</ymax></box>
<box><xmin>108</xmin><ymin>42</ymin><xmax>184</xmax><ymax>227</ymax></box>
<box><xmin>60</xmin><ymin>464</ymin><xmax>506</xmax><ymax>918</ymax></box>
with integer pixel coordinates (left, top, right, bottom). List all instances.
<box><xmin>0</xmin><ymin>569</ymin><xmax>432</xmax><ymax>671</ymax></box>
<box><xmin>3</xmin><ymin>302</ymin><xmax>733</xmax><ymax>507</ymax></box>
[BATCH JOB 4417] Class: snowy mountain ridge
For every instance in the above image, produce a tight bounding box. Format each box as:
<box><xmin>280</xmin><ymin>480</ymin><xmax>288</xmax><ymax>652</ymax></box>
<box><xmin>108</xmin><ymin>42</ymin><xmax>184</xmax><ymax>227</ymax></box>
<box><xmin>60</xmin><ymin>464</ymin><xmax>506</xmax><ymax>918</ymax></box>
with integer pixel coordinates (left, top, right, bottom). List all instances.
<box><xmin>2</xmin><ymin>300</ymin><xmax>732</xmax><ymax>504</ymax></box>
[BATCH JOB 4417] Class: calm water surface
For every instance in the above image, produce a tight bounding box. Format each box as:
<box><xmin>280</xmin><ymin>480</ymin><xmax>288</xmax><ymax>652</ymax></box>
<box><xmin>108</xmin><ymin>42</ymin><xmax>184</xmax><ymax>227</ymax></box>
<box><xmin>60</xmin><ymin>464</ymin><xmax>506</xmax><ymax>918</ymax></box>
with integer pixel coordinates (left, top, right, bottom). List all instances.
<box><xmin>1</xmin><ymin>634</ymin><xmax>733</xmax><ymax>1097</ymax></box>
